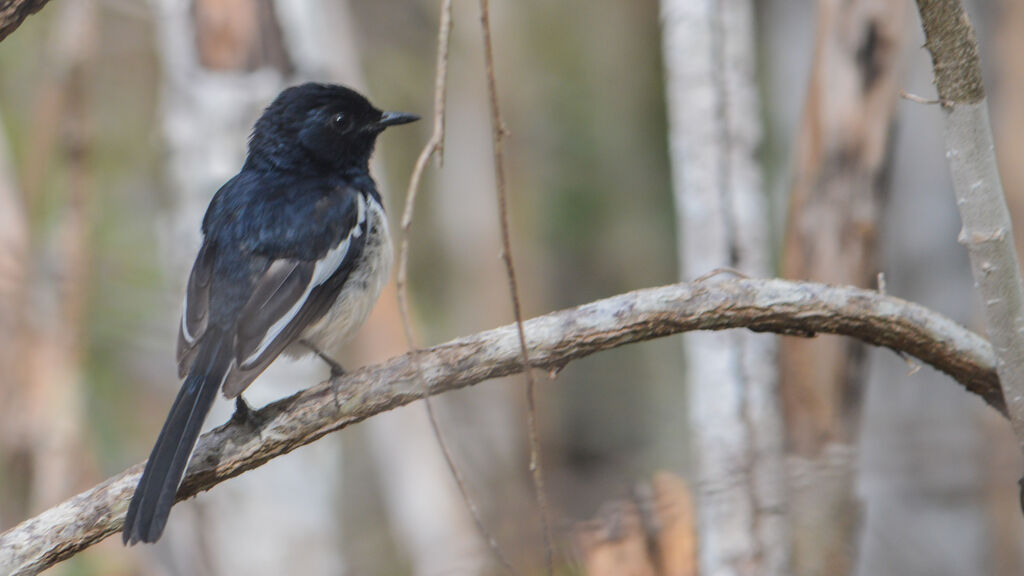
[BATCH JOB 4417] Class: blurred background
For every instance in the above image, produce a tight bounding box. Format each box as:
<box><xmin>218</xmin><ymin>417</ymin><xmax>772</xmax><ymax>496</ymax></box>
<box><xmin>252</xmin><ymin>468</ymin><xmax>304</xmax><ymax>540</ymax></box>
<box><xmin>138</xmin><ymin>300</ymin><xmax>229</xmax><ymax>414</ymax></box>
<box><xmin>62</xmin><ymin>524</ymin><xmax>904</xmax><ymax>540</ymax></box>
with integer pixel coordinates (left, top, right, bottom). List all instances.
<box><xmin>0</xmin><ymin>0</ymin><xmax>1022</xmax><ymax>575</ymax></box>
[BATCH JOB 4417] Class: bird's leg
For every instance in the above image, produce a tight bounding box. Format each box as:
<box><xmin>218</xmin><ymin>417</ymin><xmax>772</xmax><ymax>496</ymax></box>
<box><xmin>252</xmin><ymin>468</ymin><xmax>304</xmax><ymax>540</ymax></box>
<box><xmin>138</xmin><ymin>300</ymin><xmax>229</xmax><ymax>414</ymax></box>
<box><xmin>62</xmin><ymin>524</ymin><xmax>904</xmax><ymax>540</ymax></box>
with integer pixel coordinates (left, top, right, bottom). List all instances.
<box><xmin>231</xmin><ymin>395</ymin><xmax>257</xmax><ymax>425</ymax></box>
<box><xmin>231</xmin><ymin>395</ymin><xmax>267</xmax><ymax>442</ymax></box>
<box><xmin>299</xmin><ymin>339</ymin><xmax>347</xmax><ymax>377</ymax></box>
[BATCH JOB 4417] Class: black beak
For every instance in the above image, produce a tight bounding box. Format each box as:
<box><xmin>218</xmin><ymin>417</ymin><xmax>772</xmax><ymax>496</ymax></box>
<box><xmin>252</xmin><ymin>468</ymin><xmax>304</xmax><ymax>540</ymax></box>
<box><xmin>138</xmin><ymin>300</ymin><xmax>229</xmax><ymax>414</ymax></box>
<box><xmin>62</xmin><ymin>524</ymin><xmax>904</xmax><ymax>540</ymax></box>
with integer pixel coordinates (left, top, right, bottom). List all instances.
<box><xmin>378</xmin><ymin>111</ymin><xmax>420</xmax><ymax>128</ymax></box>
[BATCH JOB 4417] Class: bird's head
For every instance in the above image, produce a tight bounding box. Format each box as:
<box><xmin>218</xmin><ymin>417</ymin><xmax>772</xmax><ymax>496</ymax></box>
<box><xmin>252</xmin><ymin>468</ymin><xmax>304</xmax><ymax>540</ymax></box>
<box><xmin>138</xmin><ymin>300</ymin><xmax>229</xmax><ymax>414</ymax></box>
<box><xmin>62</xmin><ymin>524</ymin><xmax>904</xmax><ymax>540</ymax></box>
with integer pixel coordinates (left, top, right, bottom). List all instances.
<box><xmin>245</xmin><ymin>82</ymin><xmax>419</xmax><ymax>173</ymax></box>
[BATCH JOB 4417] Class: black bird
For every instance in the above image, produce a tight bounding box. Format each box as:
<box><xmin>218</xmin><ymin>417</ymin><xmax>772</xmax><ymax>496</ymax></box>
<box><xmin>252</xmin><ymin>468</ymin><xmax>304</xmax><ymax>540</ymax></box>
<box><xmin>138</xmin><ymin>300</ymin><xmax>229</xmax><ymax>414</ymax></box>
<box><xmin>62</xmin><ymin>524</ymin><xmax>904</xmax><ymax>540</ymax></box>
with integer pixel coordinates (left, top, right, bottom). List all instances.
<box><xmin>122</xmin><ymin>83</ymin><xmax>418</xmax><ymax>545</ymax></box>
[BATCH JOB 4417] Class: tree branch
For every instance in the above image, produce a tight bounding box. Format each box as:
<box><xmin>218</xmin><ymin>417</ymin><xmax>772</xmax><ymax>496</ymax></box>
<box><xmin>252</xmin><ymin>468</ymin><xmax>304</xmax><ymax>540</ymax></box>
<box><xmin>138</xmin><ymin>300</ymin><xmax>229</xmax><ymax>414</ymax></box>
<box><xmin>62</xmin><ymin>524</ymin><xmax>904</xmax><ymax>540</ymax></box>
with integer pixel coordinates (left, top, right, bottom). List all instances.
<box><xmin>0</xmin><ymin>0</ymin><xmax>52</xmax><ymax>43</ymax></box>
<box><xmin>915</xmin><ymin>0</ymin><xmax>1024</xmax><ymax>447</ymax></box>
<box><xmin>0</xmin><ymin>278</ymin><xmax>1005</xmax><ymax>575</ymax></box>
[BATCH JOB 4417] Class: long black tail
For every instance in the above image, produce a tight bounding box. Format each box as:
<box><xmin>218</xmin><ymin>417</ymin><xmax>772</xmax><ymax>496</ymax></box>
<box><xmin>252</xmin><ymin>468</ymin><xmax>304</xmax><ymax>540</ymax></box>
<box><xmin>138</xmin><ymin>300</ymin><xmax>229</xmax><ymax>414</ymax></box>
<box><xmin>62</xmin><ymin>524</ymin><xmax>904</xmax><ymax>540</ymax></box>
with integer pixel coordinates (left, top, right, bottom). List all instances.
<box><xmin>123</xmin><ymin>332</ymin><xmax>231</xmax><ymax>544</ymax></box>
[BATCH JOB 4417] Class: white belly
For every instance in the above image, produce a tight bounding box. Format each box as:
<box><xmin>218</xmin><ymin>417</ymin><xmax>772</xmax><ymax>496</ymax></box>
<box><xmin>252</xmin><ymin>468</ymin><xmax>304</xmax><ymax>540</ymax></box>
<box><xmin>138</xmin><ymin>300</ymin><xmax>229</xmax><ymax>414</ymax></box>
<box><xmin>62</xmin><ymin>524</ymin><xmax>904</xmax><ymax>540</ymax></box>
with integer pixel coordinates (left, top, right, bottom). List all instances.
<box><xmin>293</xmin><ymin>200</ymin><xmax>392</xmax><ymax>356</ymax></box>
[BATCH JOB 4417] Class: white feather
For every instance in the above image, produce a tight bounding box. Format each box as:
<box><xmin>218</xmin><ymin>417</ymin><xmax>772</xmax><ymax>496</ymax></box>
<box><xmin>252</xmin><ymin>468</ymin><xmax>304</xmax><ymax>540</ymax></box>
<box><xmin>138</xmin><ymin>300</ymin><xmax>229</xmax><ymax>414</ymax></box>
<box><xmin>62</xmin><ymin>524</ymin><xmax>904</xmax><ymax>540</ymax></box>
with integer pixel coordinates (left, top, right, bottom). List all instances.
<box><xmin>294</xmin><ymin>197</ymin><xmax>391</xmax><ymax>356</ymax></box>
<box><xmin>180</xmin><ymin>293</ymin><xmax>194</xmax><ymax>344</ymax></box>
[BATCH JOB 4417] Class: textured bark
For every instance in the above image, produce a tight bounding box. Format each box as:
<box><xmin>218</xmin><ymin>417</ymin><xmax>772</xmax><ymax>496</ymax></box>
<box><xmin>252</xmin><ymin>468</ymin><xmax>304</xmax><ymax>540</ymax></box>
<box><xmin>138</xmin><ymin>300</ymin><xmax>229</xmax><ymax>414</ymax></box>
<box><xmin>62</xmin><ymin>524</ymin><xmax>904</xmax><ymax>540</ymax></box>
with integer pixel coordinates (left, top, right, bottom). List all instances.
<box><xmin>0</xmin><ymin>277</ymin><xmax>1010</xmax><ymax>575</ymax></box>
<box><xmin>0</xmin><ymin>0</ymin><xmax>51</xmax><ymax>42</ymax></box>
<box><xmin>661</xmin><ymin>0</ymin><xmax>788</xmax><ymax>574</ymax></box>
<box><xmin>778</xmin><ymin>2</ymin><xmax>906</xmax><ymax>574</ymax></box>
<box><xmin>916</xmin><ymin>0</ymin><xmax>1024</xmax><ymax>446</ymax></box>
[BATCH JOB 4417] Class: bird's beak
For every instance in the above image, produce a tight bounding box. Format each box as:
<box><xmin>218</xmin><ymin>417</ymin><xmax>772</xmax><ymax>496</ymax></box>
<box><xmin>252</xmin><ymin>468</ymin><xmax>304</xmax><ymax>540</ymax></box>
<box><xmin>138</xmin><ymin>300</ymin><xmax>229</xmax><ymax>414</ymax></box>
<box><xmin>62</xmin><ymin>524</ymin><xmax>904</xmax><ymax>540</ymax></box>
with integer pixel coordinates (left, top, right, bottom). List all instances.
<box><xmin>378</xmin><ymin>111</ymin><xmax>420</xmax><ymax>128</ymax></box>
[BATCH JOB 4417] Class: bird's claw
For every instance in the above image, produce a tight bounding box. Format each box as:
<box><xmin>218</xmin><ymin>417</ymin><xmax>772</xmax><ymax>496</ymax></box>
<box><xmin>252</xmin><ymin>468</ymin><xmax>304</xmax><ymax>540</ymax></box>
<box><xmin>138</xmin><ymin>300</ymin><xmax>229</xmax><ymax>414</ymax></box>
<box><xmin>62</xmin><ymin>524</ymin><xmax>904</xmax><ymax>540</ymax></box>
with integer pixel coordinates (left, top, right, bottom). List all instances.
<box><xmin>231</xmin><ymin>396</ymin><xmax>263</xmax><ymax>428</ymax></box>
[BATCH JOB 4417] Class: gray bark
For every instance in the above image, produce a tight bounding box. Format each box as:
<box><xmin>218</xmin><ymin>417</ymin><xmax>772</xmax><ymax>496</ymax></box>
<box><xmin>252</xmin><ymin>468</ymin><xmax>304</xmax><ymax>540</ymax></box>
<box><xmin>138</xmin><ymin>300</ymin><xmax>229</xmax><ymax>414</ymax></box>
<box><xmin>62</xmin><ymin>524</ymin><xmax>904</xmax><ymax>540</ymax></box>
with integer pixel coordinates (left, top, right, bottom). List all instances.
<box><xmin>916</xmin><ymin>0</ymin><xmax>1024</xmax><ymax>447</ymax></box>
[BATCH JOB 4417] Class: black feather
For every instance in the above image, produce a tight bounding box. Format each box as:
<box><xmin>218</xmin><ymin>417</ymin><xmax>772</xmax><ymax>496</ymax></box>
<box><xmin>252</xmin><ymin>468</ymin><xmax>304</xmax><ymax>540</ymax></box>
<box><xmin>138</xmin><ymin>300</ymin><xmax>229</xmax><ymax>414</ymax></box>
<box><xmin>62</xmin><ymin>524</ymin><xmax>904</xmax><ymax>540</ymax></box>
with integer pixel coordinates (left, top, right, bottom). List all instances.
<box><xmin>123</xmin><ymin>331</ymin><xmax>230</xmax><ymax>544</ymax></box>
<box><xmin>123</xmin><ymin>82</ymin><xmax>417</xmax><ymax>546</ymax></box>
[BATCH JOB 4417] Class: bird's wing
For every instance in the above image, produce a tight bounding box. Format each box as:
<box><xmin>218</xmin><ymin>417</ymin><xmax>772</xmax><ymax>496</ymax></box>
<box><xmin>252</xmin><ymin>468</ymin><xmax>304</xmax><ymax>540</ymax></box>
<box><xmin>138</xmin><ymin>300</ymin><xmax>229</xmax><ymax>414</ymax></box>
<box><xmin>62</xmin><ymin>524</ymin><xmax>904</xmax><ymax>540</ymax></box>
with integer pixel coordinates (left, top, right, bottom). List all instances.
<box><xmin>176</xmin><ymin>242</ymin><xmax>214</xmax><ymax>377</ymax></box>
<box><xmin>221</xmin><ymin>191</ymin><xmax>370</xmax><ymax>397</ymax></box>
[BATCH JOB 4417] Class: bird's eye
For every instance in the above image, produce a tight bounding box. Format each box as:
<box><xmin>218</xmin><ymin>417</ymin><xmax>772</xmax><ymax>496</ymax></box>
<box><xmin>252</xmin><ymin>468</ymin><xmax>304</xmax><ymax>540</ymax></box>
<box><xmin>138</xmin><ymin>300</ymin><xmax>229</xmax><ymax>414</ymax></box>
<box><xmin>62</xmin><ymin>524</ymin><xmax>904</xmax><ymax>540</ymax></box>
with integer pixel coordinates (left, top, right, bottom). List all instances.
<box><xmin>332</xmin><ymin>113</ymin><xmax>346</xmax><ymax>127</ymax></box>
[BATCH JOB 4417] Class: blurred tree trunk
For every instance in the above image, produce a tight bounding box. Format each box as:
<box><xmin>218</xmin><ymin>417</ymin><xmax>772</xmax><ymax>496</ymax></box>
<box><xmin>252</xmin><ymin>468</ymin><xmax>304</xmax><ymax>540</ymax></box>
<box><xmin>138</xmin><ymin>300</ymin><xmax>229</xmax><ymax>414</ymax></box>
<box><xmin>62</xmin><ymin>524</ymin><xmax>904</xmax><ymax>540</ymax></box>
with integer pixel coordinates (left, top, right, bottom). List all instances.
<box><xmin>0</xmin><ymin>1</ymin><xmax>96</xmax><ymax>540</ymax></box>
<box><xmin>661</xmin><ymin>1</ymin><xmax>789</xmax><ymax>575</ymax></box>
<box><xmin>148</xmin><ymin>1</ymin><xmax>341</xmax><ymax>574</ymax></box>
<box><xmin>779</xmin><ymin>2</ymin><xmax>905</xmax><ymax>574</ymax></box>
<box><xmin>0</xmin><ymin>113</ymin><xmax>29</xmax><ymax>531</ymax></box>
<box><xmin>26</xmin><ymin>0</ymin><xmax>96</xmax><ymax>515</ymax></box>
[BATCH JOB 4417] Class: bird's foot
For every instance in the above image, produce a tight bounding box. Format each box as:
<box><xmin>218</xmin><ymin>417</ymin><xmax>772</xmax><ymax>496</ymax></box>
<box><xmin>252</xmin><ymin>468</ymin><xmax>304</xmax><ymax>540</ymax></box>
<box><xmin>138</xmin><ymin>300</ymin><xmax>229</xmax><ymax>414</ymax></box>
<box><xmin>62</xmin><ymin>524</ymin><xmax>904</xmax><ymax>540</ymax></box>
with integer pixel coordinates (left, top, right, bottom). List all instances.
<box><xmin>300</xmin><ymin>339</ymin><xmax>347</xmax><ymax>378</ymax></box>
<box><xmin>231</xmin><ymin>395</ymin><xmax>264</xmax><ymax>428</ymax></box>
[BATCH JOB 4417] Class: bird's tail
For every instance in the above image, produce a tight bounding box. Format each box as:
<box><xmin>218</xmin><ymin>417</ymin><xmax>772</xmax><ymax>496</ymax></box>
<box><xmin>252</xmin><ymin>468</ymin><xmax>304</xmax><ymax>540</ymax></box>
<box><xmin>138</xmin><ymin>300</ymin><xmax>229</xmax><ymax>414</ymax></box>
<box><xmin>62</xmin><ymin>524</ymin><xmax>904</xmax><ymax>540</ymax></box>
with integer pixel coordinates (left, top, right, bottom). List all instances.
<box><xmin>123</xmin><ymin>330</ymin><xmax>231</xmax><ymax>545</ymax></box>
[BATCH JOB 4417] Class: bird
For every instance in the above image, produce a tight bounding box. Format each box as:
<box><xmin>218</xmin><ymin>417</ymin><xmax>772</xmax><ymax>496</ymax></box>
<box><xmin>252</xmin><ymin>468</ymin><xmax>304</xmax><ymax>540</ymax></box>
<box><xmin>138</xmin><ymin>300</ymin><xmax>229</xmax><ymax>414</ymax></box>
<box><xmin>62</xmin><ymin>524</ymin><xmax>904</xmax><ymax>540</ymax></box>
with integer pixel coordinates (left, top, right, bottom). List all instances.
<box><xmin>122</xmin><ymin>82</ymin><xmax>419</xmax><ymax>545</ymax></box>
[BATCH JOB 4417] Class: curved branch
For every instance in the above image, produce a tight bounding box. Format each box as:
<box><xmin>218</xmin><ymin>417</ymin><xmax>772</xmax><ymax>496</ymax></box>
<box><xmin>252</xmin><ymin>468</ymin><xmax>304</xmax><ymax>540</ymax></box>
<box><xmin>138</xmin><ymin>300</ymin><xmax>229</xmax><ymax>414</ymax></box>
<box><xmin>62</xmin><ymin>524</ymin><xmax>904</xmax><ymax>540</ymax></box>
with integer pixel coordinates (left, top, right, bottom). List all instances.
<box><xmin>0</xmin><ymin>0</ymin><xmax>52</xmax><ymax>42</ymax></box>
<box><xmin>0</xmin><ymin>278</ymin><xmax>1003</xmax><ymax>575</ymax></box>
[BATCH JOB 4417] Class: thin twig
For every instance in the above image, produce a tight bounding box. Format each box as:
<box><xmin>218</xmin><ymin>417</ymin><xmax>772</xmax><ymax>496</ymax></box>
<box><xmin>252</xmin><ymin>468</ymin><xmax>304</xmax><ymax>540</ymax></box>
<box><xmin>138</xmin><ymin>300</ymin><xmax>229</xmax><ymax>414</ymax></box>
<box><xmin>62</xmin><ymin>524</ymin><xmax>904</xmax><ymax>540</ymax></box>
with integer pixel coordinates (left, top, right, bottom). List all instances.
<box><xmin>899</xmin><ymin>88</ymin><xmax>951</xmax><ymax>107</ymax></box>
<box><xmin>395</xmin><ymin>1</ymin><xmax>515</xmax><ymax>571</ymax></box>
<box><xmin>693</xmin><ymin>267</ymin><xmax>751</xmax><ymax>283</ymax></box>
<box><xmin>477</xmin><ymin>0</ymin><xmax>555</xmax><ymax>572</ymax></box>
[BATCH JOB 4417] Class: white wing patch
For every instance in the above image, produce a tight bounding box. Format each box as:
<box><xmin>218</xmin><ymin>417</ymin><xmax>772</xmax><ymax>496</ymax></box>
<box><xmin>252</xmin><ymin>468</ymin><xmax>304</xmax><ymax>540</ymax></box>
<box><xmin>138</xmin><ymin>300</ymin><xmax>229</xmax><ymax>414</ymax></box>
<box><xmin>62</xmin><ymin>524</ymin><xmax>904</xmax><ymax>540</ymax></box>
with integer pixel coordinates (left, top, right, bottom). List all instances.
<box><xmin>240</xmin><ymin>193</ymin><xmax>367</xmax><ymax>368</ymax></box>
<box><xmin>180</xmin><ymin>294</ymin><xmax>195</xmax><ymax>344</ymax></box>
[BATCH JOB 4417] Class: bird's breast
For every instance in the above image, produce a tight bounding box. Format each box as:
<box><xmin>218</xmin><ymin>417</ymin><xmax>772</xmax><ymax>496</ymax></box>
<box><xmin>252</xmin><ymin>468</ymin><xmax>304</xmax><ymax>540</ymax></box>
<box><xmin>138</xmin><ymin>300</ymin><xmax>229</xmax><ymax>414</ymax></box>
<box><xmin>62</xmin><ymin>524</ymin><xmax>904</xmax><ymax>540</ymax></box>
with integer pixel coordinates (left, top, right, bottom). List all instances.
<box><xmin>296</xmin><ymin>197</ymin><xmax>392</xmax><ymax>355</ymax></box>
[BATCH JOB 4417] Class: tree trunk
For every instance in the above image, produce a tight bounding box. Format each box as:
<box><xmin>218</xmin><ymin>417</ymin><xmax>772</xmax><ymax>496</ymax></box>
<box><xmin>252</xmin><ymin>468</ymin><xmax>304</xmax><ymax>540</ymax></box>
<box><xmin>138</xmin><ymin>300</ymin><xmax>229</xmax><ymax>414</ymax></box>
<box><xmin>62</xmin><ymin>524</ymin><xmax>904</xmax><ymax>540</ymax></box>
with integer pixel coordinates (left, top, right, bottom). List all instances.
<box><xmin>987</xmin><ymin>0</ymin><xmax>1024</xmax><ymax>571</ymax></box>
<box><xmin>0</xmin><ymin>111</ymin><xmax>29</xmax><ymax>532</ymax></box>
<box><xmin>661</xmin><ymin>1</ymin><xmax>789</xmax><ymax>574</ymax></box>
<box><xmin>0</xmin><ymin>0</ymin><xmax>96</xmax><ymax>539</ymax></box>
<box><xmin>779</xmin><ymin>1</ymin><xmax>906</xmax><ymax>574</ymax></box>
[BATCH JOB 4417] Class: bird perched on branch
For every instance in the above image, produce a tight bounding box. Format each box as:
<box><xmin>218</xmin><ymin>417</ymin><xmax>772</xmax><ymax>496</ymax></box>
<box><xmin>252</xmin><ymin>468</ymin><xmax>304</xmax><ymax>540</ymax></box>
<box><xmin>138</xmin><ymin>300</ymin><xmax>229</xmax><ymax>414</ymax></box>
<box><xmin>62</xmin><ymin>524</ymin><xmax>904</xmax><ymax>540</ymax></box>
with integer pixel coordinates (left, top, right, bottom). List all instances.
<box><xmin>123</xmin><ymin>83</ymin><xmax>418</xmax><ymax>545</ymax></box>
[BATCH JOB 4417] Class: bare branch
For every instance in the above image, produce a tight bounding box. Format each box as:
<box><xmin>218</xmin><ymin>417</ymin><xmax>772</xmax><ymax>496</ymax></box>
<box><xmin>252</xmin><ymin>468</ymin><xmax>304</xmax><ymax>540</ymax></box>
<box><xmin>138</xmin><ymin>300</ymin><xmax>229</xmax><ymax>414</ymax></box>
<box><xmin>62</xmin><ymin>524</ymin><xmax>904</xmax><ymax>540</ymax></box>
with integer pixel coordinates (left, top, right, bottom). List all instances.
<box><xmin>0</xmin><ymin>278</ymin><xmax>1007</xmax><ymax>575</ymax></box>
<box><xmin>477</xmin><ymin>0</ymin><xmax>554</xmax><ymax>571</ymax></box>
<box><xmin>0</xmin><ymin>0</ymin><xmax>52</xmax><ymax>43</ymax></box>
<box><xmin>915</xmin><ymin>0</ymin><xmax>1024</xmax><ymax>448</ymax></box>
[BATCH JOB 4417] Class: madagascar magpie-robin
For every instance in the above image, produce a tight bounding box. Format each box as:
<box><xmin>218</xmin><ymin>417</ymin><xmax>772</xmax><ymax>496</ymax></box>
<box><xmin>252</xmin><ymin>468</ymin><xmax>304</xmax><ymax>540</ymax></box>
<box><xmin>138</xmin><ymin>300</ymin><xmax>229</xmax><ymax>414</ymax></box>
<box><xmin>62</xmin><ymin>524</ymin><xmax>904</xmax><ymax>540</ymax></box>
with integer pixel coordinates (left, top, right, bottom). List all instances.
<box><xmin>123</xmin><ymin>83</ymin><xmax>418</xmax><ymax>545</ymax></box>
